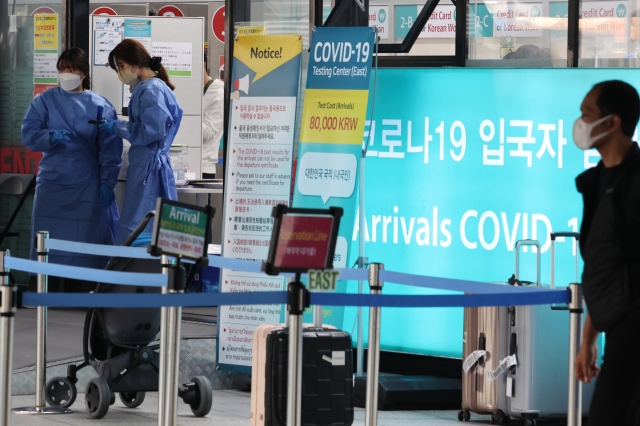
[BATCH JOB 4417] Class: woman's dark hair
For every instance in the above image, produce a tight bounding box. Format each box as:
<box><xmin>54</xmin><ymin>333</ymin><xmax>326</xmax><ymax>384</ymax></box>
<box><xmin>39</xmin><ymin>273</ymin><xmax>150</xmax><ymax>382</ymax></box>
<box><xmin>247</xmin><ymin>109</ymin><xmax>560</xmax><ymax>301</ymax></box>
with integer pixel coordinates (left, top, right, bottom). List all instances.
<box><xmin>107</xmin><ymin>38</ymin><xmax>175</xmax><ymax>91</ymax></box>
<box><xmin>57</xmin><ymin>47</ymin><xmax>91</xmax><ymax>90</ymax></box>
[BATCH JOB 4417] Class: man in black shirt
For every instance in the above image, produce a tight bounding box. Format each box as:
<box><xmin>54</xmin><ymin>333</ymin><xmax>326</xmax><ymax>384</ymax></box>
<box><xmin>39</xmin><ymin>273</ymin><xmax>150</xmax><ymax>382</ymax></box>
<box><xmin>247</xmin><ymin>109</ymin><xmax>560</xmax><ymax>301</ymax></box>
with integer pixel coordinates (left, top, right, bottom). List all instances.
<box><xmin>574</xmin><ymin>80</ymin><xmax>640</xmax><ymax>425</ymax></box>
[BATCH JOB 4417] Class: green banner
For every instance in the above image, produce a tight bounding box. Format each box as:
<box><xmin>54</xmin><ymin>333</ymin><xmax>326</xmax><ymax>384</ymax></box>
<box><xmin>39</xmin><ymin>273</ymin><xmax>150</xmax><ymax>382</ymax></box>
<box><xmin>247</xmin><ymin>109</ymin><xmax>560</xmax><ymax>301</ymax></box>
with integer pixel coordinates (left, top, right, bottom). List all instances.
<box><xmin>160</xmin><ymin>206</ymin><xmax>207</xmax><ymax>237</ymax></box>
<box><xmin>167</xmin><ymin>70</ymin><xmax>192</xmax><ymax>77</ymax></box>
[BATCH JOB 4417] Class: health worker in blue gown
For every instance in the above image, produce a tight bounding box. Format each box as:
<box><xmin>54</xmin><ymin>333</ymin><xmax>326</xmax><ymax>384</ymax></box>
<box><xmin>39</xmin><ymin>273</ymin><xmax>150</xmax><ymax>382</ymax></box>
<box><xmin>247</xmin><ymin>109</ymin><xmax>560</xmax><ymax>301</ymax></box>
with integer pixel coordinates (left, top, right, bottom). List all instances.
<box><xmin>99</xmin><ymin>39</ymin><xmax>182</xmax><ymax>244</ymax></box>
<box><xmin>21</xmin><ymin>48</ymin><xmax>123</xmax><ymax>269</ymax></box>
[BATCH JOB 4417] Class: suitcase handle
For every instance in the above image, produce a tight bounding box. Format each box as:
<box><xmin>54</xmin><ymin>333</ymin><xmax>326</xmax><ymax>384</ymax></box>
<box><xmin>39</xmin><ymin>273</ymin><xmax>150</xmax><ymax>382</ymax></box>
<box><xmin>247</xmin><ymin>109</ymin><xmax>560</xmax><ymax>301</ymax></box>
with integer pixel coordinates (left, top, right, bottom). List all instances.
<box><xmin>550</xmin><ymin>232</ymin><xmax>580</xmax><ymax>240</ymax></box>
<box><xmin>550</xmin><ymin>232</ymin><xmax>580</xmax><ymax>290</ymax></box>
<box><xmin>515</xmin><ymin>240</ymin><xmax>541</xmax><ymax>286</ymax></box>
<box><xmin>478</xmin><ymin>334</ymin><xmax>486</xmax><ymax>365</ymax></box>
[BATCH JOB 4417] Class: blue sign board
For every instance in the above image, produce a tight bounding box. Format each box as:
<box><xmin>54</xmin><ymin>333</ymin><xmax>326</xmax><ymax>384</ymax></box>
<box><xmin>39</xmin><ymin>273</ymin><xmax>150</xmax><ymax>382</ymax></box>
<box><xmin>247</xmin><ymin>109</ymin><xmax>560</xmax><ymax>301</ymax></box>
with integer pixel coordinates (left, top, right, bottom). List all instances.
<box><xmin>124</xmin><ymin>19</ymin><xmax>151</xmax><ymax>38</ymax></box>
<box><xmin>345</xmin><ymin>68</ymin><xmax>639</xmax><ymax>357</ymax></box>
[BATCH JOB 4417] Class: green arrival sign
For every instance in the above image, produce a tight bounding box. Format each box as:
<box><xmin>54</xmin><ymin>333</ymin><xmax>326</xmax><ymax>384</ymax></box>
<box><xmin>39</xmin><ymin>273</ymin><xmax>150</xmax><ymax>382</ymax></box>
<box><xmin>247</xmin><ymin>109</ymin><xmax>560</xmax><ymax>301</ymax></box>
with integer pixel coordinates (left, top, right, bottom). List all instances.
<box><xmin>157</xmin><ymin>205</ymin><xmax>208</xmax><ymax>259</ymax></box>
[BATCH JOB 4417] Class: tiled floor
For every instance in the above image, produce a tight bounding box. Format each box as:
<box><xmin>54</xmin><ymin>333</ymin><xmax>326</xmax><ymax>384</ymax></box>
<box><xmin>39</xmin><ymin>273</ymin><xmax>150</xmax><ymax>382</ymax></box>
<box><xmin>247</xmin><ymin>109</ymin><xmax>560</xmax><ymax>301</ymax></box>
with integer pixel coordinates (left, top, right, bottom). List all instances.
<box><xmin>10</xmin><ymin>309</ymin><xmax>562</xmax><ymax>426</ymax></box>
<box><xmin>10</xmin><ymin>390</ymin><xmax>497</xmax><ymax>426</ymax></box>
<box><xmin>9</xmin><ymin>377</ymin><xmax>583</xmax><ymax>426</ymax></box>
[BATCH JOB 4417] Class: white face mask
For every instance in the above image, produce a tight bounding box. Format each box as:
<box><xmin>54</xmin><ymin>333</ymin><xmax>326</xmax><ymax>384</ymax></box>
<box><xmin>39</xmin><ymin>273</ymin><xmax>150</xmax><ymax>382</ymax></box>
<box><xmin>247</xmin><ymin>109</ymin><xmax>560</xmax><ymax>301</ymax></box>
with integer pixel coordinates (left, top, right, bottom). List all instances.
<box><xmin>58</xmin><ymin>73</ymin><xmax>82</xmax><ymax>92</ymax></box>
<box><xmin>572</xmin><ymin>114</ymin><xmax>612</xmax><ymax>150</ymax></box>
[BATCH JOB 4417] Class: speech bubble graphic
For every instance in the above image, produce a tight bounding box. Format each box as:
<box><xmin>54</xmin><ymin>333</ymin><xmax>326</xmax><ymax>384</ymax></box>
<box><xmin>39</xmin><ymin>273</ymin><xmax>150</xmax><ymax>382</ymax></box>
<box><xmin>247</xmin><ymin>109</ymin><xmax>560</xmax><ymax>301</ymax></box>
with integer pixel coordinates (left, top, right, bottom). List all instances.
<box><xmin>333</xmin><ymin>236</ymin><xmax>348</xmax><ymax>268</ymax></box>
<box><xmin>298</xmin><ymin>152</ymin><xmax>357</xmax><ymax>204</ymax></box>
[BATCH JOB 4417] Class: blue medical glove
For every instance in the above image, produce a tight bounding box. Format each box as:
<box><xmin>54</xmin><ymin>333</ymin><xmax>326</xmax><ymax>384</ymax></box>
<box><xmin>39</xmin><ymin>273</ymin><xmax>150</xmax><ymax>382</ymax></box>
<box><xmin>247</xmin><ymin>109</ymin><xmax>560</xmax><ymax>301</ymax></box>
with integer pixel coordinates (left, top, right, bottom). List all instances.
<box><xmin>50</xmin><ymin>129</ymin><xmax>71</xmax><ymax>146</ymax></box>
<box><xmin>100</xmin><ymin>184</ymin><xmax>115</xmax><ymax>207</ymax></box>
<box><xmin>98</xmin><ymin>119</ymin><xmax>118</xmax><ymax>135</ymax></box>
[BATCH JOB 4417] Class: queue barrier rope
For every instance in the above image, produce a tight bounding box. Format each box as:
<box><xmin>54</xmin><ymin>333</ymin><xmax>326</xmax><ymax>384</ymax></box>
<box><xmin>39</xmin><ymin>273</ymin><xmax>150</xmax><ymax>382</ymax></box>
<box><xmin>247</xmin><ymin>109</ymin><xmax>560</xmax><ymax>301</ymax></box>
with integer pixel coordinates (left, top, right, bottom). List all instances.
<box><xmin>6</xmin><ymin>240</ymin><xmax>570</xmax><ymax>304</ymax></box>
<box><xmin>20</xmin><ymin>287</ymin><xmax>570</xmax><ymax>309</ymax></box>
<box><xmin>206</xmin><ymin>258</ymin><xmax>370</xmax><ymax>282</ymax></box>
<box><xmin>207</xmin><ymin>255</ymin><xmax>262</xmax><ymax>273</ymax></box>
<box><xmin>378</xmin><ymin>270</ymin><xmax>560</xmax><ymax>295</ymax></box>
<box><xmin>22</xmin><ymin>291</ymin><xmax>288</xmax><ymax>308</ymax></box>
<box><xmin>43</xmin><ymin>239</ymin><xmax>558</xmax><ymax>294</ymax></box>
<box><xmin>38</xmin><ymin>239</ymin><xmax>370</xmax><ymax>282</ymax></box>
<box><xmin>4</xmin><ymin>257</ymin><xmax>167</xmax><ymax>287</ymax></box>
<box><xmin>5</xmin><ymin>252</ymin><xmax>564</xmax><ymax>297</ymax></box>
<box><xmin>45</xmin><ymin>238</ymin><xmax>154</xmax><ymax>259</ymax></box>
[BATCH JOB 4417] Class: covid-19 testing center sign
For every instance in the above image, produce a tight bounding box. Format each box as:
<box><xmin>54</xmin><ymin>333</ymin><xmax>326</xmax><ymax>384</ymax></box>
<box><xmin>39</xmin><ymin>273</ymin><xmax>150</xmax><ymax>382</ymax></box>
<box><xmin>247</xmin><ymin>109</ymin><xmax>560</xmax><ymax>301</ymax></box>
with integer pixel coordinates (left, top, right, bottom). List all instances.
<box><xmin>292</xmin><ymin>26</ymin><xmax>375</xmax><ymax>329</ymax></box>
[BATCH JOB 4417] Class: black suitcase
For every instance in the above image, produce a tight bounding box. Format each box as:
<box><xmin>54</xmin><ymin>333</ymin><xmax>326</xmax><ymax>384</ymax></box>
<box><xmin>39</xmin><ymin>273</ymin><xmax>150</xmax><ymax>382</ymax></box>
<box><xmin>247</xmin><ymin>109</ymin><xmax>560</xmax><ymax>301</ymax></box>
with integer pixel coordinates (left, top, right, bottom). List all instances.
<box><xmin>264</xmin><ymin>327</ymin><xmax>354</xmax><ymax>426</ymax></box>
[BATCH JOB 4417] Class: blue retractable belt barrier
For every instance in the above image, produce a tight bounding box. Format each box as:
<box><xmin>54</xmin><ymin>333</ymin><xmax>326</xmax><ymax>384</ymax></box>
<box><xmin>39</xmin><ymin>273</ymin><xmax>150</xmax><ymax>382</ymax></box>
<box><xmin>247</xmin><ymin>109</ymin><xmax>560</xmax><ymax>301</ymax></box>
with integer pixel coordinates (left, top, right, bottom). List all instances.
<box><xmin>45</xmin><ymin>239</ymin><xmax>155</xmax><ymax>259</ymax></box>
<box><xmin>19</xmin><ymin>287</ymin><xmax>570</xmax><ymax>309</ymax></box>
<box><xmin>310</xmin><ymin>289</ymin><xmax>571</xmax><ymax>308</ymax></box>
<box><xmin>22</xmin><ymin>291</ymin><xmax>288</xmax><ymax>308</ymax></box>
<box><xmin>332</xmin><ymin>268</ymin><xmax>369</xmax><ymax>281</ymax></box>
<box><xmin>207</xmin><ymin>256</ymin><xmax>263</xmax><ymax>273</ymax></box>
<box><xmin>379</xmin><ymin>270</ymin><xmax>561</xmax><ymax>295</ymax></box>
<box><xmin>206</xmin><ymin>256</ymin><xmax>369</xmax><ymax>281</ymax></box>
<box><xmin>6</xmin><ymin>239</ymin><xmax>571</xmax><ymax>308</ymax></box>
<box><xmin>41</xmin><ymin>239</ymin><xmax>370</xmax><ymax>279</ymax></box>
<box><xmin>5</xmin><ymin>257</ymin><xmax>166</xmax><ymax>287</ymax></box>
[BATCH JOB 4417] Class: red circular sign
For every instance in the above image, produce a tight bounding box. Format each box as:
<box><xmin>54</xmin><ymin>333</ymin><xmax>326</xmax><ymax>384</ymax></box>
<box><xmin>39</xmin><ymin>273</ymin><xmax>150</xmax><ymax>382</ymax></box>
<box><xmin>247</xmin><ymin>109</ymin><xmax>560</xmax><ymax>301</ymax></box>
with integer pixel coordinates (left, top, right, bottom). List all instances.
<box><xmin>212</xmin><ymin>6</ymin><xmax>225</xmax><ymax>43</ymax></box>
<box><xmin>158</xmin><ymin>5</ymin><xmax>184</xmax><ymax>17</ymax></box>
<box><xmin>91</xmin><ymin>6</ymin><xmax>117</xmax><ymax>15</ymax></box>
<box><xmin>31</xmin><ymin>6</ymin><xmax>56</xmax><ymax>15</ymax></box>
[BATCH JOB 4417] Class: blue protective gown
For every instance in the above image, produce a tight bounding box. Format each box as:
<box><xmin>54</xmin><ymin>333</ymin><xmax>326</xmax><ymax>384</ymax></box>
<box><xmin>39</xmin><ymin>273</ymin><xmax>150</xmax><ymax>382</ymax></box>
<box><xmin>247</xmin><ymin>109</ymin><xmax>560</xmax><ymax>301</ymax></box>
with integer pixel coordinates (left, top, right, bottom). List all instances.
<box><xmin>21</xmin><ymin>88</ymin><xmax>123</xmax><ymax>269</ymax></box>
<box><xmin>114</xmin><ymin>77</ymin><xmax>182</xmax><ymax>244</ymax></box>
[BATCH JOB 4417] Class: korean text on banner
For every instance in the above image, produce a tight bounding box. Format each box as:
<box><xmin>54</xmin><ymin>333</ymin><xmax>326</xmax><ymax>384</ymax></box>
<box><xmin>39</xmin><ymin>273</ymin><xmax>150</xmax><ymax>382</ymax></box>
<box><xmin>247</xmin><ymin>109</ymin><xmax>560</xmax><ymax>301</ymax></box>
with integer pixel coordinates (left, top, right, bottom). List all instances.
<box><xmin>152</xmin><ymin>42</ymin><xmax>193</xmax><ymax>77</ymax></box>
<box><xmin>292</xmin><ymin>27</ymin><xmax>375</xmax><ymax>326</ymax></box>
<box><xmin>218</xmin><ymin>34</ymin><xmax>302</xmax><ymax>372</ymax></box>
<box><xmin>344</xmin><ymin>67</ymin><xmax>635</xmax><ymax>358</ymax></box>
<box><xmin>33</xmin><ymin>14</ymin><xmax>59</xmax><ymax>84</ymax></box>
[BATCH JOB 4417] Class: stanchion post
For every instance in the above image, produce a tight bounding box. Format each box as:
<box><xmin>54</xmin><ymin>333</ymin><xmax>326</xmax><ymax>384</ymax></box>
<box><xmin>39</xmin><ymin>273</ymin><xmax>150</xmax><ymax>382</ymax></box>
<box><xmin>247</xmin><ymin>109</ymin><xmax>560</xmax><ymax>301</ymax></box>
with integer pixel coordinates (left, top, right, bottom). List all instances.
<box><xmin>365</xmin><ymin>263</ymin><xmax>383</xmax><ymax>426</ymax></box>
<box><xmin>0</xmin><ymin>250</ymin><xmax>17</xmax><ymax>425</ymax></box>
<box><xmin>356</xmin><ymin>257</ymin><xmax>366</xmax><ymax>377</ymax></box>
<box><xmin>158</xmin><ymin>256</ymin><xmax>183</xmax><ymax>426</ymax></box>
<box><xmin>357</xmin><ymin>138</ymin><xmax>367</xmax><ymax>378</ymax></box>
<box><xmin>313</xmin><ymin>304</ymin><xmax>322</xmax><ymax>327</ymax></box>
<box><xmin>35</xmin><ymin>232</ymin><xmax>48</xmax><ymax>409</ymax></box>
<box><xmin>14</xmin><ymin>232</ymin><xmax>71</xmax><ymax>415</ymax></box>
<box><xmin>286</xmin><ymin>275</ymin><xmax>308</xmax><ymax>426</ymax></box>
<box><xmin>567</xmin><ymin>282</ymin><xmax>583</xmax><ymax>426</ymax></box>
<box><xmin>157</xmin><ymin>255</ymin><xmax>169</xmax><ymax>426</ymax></box>
<box><xmin>163</xmin><ymin>261</ymin><xmax>185</xmax><ymax>426</ymax></box>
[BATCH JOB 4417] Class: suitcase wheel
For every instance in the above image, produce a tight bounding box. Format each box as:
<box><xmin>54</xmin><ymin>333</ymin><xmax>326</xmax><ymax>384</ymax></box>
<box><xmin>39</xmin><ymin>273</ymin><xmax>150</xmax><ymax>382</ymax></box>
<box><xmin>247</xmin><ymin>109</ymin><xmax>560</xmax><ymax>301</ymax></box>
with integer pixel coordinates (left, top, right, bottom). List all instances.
<box><xmin>524</xmin><ymin>420</ymin><xmax>536</xmax><ymax>426</ymax></box>
<box><xmin>458</xmin><ymin>410</ymin><xmax>471</xmax><ymax>422</ymax></box>
<box><xmin>490</xmin><ymin>410</ymin><xmax>509</xmax><ymax>425</ymax></box>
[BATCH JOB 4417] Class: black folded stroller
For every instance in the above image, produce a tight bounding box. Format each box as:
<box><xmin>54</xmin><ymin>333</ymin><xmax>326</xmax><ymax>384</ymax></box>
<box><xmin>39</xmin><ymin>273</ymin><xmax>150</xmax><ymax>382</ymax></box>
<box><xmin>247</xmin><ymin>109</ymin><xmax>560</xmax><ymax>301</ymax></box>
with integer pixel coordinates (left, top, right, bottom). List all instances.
<box><xmin>43</xmin><ymin>212</ymin><xmax>213</xmax><ymax>419</ymax></box>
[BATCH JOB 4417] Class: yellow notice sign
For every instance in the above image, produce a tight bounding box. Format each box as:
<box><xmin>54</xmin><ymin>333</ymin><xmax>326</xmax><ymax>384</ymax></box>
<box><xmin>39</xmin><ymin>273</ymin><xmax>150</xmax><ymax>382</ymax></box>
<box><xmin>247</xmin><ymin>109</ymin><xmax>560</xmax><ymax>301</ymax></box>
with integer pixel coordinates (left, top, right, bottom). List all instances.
<box><xmin>237</xmin><ymin>26</ymin><xmax>266</xmax><ymax>36</ymax></box>
<box><xmin>233</xmin><ymin>34</ymin><xmax>301</xmax><ymax>83</ymax></box>
<box><xmin>34</xmin><ymin>14</ymin><xmax>58</xmax><ymax>50</ymax></box>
